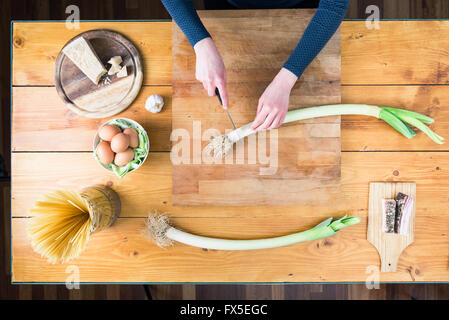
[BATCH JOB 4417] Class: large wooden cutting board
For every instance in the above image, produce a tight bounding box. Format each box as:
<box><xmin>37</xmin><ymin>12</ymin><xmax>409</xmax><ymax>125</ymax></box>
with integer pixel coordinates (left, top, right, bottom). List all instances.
<box><xmin>172</xmin><ymin>10</ymin><xmax>341</xmax><ymax>206</ymax></box>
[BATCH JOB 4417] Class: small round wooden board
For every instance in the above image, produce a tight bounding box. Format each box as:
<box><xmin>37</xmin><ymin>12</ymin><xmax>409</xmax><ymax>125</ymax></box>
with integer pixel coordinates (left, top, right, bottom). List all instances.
<box><xmin>55</xmin><ymin>29</ymin><xmax>143</xmax><ymax>118</ymax></box>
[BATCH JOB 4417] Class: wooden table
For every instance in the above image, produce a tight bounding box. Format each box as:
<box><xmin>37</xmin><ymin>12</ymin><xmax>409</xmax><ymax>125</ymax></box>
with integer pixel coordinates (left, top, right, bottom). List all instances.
<box><xmin>11</xmin><ymin>16</ymin><xmax>449</xmax><ymax>283</ymax></box>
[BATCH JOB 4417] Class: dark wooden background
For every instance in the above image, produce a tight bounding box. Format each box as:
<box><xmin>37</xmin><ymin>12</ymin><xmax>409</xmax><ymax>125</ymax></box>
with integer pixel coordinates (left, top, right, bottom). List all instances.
<box><xmin>1</xmin><ymin>0</ymin><xmax>449</xmax><ymax>300</ymax></box>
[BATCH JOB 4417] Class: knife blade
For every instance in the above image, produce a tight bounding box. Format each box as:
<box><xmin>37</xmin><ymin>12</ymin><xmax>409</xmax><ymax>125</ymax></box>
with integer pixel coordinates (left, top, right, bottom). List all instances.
<box><xmin>215</xmin><ymin>88</ymin><xmax>236</xmax><ymax>130</ymax></box>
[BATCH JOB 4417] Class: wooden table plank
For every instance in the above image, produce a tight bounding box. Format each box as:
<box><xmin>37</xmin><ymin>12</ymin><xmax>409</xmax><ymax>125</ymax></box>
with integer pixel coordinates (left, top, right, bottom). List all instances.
<box><xmin>12</xmin><ymin>86</ymin><xmax>172</xmax><ymax>152</ymax></box>
<box><xmin>12</xmin><ymin>20</ymin><xmax>449</xmax><ymax>86</ymax></box>
<box><xmin>12</xmin><ymin>152</ymin><xmax>449</xmax><ymax>218</ymax></box>
<box><xmin>12</xmin><ymin>22</ymin><xmax>172</xmax><ymax>86</ymax></box>
<box><xmin>12</xmin><ymin>85</ymin><xmax>447</xmax><ymax>152</ymax></box>
<box><xmin>12</xmin><ymin>215</ymin><xmax>448</xmax><ymax>283</ymax></box>
<box><xmin>341</xmin><ymin>85</ymin><xmax>448</xmax><ymax>151</ymax></box>
<box><xmin>11</xmin><ymin>151</ymin><xmax>344</xmax><ymax>219</ymax></box>
<box><xmin>341</xmin><ymin>20</ymin><xmax>449</xmax><ymax>85</ymax></box>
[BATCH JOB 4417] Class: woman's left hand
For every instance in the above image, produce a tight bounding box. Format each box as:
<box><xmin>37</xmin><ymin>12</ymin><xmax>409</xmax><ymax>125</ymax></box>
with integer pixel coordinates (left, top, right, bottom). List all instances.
<box><xmin>251</xmin><ymin>68</ymin><xmax>298</xmax><ymax>131</ymax></box>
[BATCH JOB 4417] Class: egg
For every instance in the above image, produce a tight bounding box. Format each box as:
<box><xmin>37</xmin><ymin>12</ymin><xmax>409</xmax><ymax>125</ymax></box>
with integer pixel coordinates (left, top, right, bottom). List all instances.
<box><xmin>123</xmin><ymin>128</ymin><xmax>139</xmax><ymax>148</ymax></box>
<box><xmin>110</xmin><ymin>133</ymin><xmax>129</xmax><ymax>153</ymax></box>
<box><xmin>98</xmin><ymin>125</ymin><xmax>121</xmax><ymax>141</ymax></box>
<box><xmin>114</xmin><ymin>148</ymin><xmax>135</xmax><ymax>166</ymax></box>
<box><xmin>96</xmin><ymin>141</ymin><xmax>114</xmax><ymax>165</ymax></box>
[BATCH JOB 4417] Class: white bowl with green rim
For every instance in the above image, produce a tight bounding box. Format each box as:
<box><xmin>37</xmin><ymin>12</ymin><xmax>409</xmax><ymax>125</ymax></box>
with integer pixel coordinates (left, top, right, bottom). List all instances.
<box><xmin>93</xmin><ymin>118</ymin><xmax>150</xmax><ymax>178</ymax></box>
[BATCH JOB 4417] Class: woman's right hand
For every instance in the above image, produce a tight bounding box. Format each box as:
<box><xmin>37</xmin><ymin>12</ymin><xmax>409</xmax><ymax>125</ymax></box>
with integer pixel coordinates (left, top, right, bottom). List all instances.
<box><xmin>194</xmin><ymin>37</ymin><xmax>229</xmax><ymax>109</ymax></box>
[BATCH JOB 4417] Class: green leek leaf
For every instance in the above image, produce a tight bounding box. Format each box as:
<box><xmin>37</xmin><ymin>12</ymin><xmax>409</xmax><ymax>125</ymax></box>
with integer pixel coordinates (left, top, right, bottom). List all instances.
<box><xmin>379</xmin><ymin>109</ymin><xmax>416</xmax><ymax>139</ymax></box>
<box><xmin>329</xmin><ymin>216</ymin><xmax>361</xmax><ymax>232</ymax></box>
<box><xmin>394</xmin><ymin>114</ymin><xmax>444</xmax><ymax>144</ymax></box>
<box><xmin>382</xmin><ymin>107</ymin><xmax>434</xmax><ymax>124</ymax></box>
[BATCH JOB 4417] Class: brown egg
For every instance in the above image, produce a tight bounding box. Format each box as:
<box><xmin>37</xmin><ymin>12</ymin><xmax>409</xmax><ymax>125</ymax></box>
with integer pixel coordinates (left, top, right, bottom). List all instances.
<box><xmin>96</xmin><ymin>141</ymin><xmax>114</xmax><ymax>165</ymax></box>
<box><xmin>98</xmin><ymin>125</ymin><xmax>121</xmax><ymax>141</ymax></box>
<box><xmin>114</xmin><ymin>148</ymin><xmax>135</xmax><ymax>166</ymax></box>
<box><xmin>110</xmin><ymin>133</ymin><xmax>129</xmax><ymax>153</ymax></box>
<box><xmin>123</xmin><ymin>128</ymin><xmax>139</xmax><ymax>148</ymax></box>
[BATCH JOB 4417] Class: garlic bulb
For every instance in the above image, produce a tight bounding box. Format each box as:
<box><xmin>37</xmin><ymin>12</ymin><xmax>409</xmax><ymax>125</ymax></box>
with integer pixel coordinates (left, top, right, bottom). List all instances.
<box><xmin>145</xmin><ymin>95</ymin><xmax>164</xmax><ymax>113</ymax></box>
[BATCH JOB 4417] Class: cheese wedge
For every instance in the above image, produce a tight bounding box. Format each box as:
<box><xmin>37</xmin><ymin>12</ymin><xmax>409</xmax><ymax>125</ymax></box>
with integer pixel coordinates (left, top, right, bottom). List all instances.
<box><xmin>108</xmin><ymin>56</ymin><xmax>123</xmax><ymax>75</ymax></box>
<box><xmin>108</xmin><ymin>64</ymin><xmax>122</xmax><ymax>75</ymax></box>
<box><xmin>117</xmin><ymin>66</ymin><xmax>128</xmax><ymax>78</ymax></box>
<box><xmin>108</xmin><ymin>56</ymin><xmax>122</xmax><ymax>66</ymax></box>
<box><xmin>62</xmin><ymin>37</ymin><xmax>107</xmax><ymax>85</ymax></box>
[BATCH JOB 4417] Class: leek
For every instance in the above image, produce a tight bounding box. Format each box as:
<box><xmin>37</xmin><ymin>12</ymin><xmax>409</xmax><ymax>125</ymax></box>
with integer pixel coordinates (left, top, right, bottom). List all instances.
<box><xmin>205</xmin><ymin>104</ymin><xmax>444</xmax><ymax>158</ymax></box>
<box><xmin>144</xmin><ymin>214</ymin><xmax>360</xmax><ymax>250</ymax></box>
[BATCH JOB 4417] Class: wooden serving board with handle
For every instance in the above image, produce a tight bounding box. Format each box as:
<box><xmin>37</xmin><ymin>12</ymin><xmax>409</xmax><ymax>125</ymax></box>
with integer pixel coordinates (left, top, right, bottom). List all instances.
<box><xmin>172</xmin><ymin>10</ymin><xmax>341</xmax><ymax>206</ymax></box>
<box><xmin>55</xmin><ymin>29</ymin><xmax>143</xmax><ymax>118</ymax></box>
<box><xmin>368</xmin><ymin>182</ymin><xmax>416</xmax><ymax>272</ymax></box>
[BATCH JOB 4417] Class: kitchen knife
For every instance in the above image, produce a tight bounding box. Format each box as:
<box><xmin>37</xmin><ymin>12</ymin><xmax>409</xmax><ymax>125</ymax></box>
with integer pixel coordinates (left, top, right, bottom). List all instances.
<box><xmin>215</xmin><ymin>88</ymin><xmax>236</xmax><ymax>130</ymax></box>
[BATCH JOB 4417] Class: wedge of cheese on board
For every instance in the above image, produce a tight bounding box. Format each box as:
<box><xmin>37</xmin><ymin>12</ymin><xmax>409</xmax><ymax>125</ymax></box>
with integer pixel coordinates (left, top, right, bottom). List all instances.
<box><xmin>62</xmin><ymin>37</ymin><xmax>107</xmax><ymax>85</ymax></box>
<box><xmin>117</xmin><ymin>66</ymin><xmax>128</xmax><ymax>78</ymax></box>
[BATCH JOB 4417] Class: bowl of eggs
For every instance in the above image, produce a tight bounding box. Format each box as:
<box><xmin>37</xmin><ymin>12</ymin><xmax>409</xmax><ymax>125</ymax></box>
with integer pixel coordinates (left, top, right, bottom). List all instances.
<box><xmin>93</xmin><ymin>118</ymin><xmax>149</xmax><ymax>178</ymax></box>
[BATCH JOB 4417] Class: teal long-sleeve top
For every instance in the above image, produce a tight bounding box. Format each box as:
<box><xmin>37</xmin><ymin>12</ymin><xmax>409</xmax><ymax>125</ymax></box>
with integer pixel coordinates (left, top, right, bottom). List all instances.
<box><xmin>161</xmin><ymin>0</ymin><xmax>350</xmax><ymax>78</ymax></box>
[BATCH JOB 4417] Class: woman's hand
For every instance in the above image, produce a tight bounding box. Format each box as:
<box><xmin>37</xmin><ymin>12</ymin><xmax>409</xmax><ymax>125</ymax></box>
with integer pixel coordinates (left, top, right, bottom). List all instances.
<box><xmin>251</xmin><ymin>68</ymin><xmax>298</xmax><ymax>131</ymax></box>
<box><xmin>194</xmin><ymin>37</ymin><xmax>229</xmax><ymax>108</ymax></box>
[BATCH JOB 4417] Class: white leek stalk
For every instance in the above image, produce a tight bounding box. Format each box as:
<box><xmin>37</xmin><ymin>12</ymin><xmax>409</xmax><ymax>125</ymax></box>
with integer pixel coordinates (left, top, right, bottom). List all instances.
<box><xmin>206</xmin><ymin>104</ymin><xmax>444</xmax><ymax>159</ymax></box>
<box><xmin>144</xmin><ymin>214</ymin><xmax>360</xmax><ymax>250</ymax></box>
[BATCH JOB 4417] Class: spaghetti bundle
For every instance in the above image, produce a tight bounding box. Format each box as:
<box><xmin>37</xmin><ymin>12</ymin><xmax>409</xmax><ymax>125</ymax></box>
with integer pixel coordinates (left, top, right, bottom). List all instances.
<box><xmin>28</xmin><ymin>187</ymin><xmax>120</xmax><ymax>264</ymax></box>
<box><xmin>28</xmin><ymin>190</ymin><xmax>93</xmax><ymax>264</ymax></box>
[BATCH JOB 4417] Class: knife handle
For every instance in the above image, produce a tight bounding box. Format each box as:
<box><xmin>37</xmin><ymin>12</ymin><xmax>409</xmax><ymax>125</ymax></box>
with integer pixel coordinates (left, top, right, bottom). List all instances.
<box><xmin>215</xmin><ymin>87</ymin><xmax>223</xmax><ymax>106</ymax></box>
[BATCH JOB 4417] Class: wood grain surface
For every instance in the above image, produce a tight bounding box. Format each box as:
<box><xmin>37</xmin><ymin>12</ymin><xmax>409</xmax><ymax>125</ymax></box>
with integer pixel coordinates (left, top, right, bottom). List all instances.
<box><xmin>368</xmin><ymin>182</ymin><xmax>416</xmax><ymax>272</ymax></box>
<box><xmin>172</xmin><ymin>10</ymin><xmax>342</xmax><ymax>206</ymax></box>
<box><xmin>55</xmin><ymin>29</ymin><xmax>143</xmax><ymax>118</ymax></box>
<box><xmin>11</xmin><ymin>152</ymin><xmax>449</xmax><ymax>218</ymax></box>
<box><xmin>11</xmin><ymin>213</ymin><xmax>448</xmax><ymax>283</ymax></box>
<box><xmin>11</xmin><ymin>18</ymin><xmax>449</xmax><ymax>283</ymax></box>
<box><xmin>341</xmin><ymin>85</ymin><xmax>448</xmax><ymax>151</ymax></box>
<box><xmin>12</xmin><ymin>86</ymin><xmax>172</xmax><ymax>152</ymax></box>
<box><xmin>13</xmin><ymin>21</ymin><xmax>449</xmax><ymax>86</ymax></box>
<box><xmin>12</xmin><ymin>22</ymin><xmax>172</xmax><ymax>85</ymax></box>
<box><xmin>12</xmin><ymin>85</ymin><xmax>448</xmax><ymax>152</ymax></box>
<box><xmin>341</xmin><ymin>21</ymin><xmax>449</xmax><ymax>85</ymax></box>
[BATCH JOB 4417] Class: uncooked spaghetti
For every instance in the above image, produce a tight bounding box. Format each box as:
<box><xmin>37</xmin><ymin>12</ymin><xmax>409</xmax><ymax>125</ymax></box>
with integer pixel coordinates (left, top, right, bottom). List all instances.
<box><xmin>28</xmin><ymin>186</ymin><xmax>120</xmax><ymax>264</ymax></box>
<box><xmin>28</xmin><ymin>190</ymin><xmax>92</xmax><ymax>264</ymax></box>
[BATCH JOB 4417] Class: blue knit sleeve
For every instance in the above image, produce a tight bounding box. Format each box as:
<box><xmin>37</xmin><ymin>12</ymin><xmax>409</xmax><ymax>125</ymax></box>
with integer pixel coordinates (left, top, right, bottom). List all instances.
<box><xmin>161</xmin><ymin>0</ymin><xmax>211</xmax><ymax>47</ymax></box>
<box><xmin>284</xmin><ymin>0</ymin><xmax>350</xmax><ymax>78</ymax></box>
